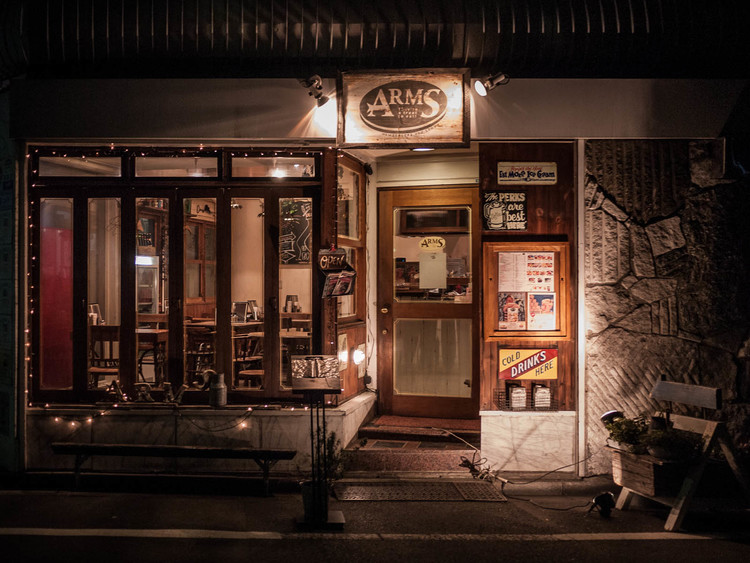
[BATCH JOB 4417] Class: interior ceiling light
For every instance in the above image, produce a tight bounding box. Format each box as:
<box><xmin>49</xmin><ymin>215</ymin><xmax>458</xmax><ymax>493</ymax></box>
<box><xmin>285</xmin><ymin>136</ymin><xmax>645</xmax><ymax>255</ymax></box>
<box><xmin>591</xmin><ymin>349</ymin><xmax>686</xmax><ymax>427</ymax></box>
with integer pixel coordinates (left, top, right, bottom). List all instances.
<box><xmin>300</xmin><ymin>74</ymin><xmax>330</xmax><ymax>107</ymax></box>
<box><xmin>411</xmin><ymin>147</ymin><xmax>435</xmax><ymax>152</ymax></box>
<box><xmin>474</xmin><ymin>72</ymin><xmax>510</xmax><ymax>96</ymax></box>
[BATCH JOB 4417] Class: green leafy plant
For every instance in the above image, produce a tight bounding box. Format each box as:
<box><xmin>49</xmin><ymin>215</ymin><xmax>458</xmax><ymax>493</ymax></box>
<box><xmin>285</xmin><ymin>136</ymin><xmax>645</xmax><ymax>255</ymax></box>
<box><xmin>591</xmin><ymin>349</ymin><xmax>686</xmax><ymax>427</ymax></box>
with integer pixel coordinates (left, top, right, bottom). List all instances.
<box><xmin>605</xmin><ymin>415</ymin><xmax>648</xmax><ymax>453</ymax></box>
<box><xmin>325</xmin><ymin>431</ymin><xmax>344</xmax><ymax>481</ymax></box>
<box><xmin>642</xmin><ymin>428</ymin><xmax>703</xmax><ymax>461</ymax></box>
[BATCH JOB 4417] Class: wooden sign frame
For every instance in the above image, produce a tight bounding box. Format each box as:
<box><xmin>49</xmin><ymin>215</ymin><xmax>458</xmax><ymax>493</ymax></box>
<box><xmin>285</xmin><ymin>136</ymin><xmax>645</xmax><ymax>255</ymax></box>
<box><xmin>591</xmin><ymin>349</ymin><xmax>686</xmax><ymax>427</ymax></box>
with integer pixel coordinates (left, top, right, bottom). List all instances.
<box><xmin>337</xmin><ymin>69</ymin><xmax>470</xmax><ymax>148</ymax></box>
<box><xmin>483</xmin><ymin>241</ymin><xmax>570</xmax><ymax>340</ymax></box>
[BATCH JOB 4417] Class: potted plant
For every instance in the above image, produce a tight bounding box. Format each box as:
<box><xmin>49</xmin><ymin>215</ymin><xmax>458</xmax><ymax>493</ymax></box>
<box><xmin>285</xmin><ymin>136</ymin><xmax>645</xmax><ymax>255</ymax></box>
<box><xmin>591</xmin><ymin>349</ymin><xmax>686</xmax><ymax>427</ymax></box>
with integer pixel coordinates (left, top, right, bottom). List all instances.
<box><xmin>642</xmin><ymin>427</ymin><xmax>703</xmax><ymax>461</ymax></box>
<box><xmin>603</xmin><ymin>412</ymin><xmax>648</xmax><ymax>454</ymax></box>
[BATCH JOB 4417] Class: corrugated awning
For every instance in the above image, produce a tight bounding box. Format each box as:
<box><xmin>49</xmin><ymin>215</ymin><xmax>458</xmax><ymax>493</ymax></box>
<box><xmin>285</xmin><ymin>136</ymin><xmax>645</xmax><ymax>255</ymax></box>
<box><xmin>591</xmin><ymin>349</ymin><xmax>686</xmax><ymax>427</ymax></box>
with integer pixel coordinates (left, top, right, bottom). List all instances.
<box><xmin>2</xmin><ymin>0</ymin><xmax>750</xmax><ymax>81</ymax></box>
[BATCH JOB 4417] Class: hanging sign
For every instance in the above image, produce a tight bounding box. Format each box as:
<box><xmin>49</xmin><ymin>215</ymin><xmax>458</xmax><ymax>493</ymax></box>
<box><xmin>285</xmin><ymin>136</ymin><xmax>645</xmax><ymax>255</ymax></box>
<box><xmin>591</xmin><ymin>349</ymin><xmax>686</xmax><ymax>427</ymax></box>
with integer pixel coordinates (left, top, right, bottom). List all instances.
<box><xmin>497</xmin><ymin>162</ymin><xmax>558</xmax><ymax>185</ymax></box>
<box><xmin>291</xmin><ymin>355</ymin><xmax>342</xmax><ymax>393</ymax></box>
<box><xmin>498</xmin><ymin>349</ymin><xmax>558</xmax><ymax>380</ymax></box>
<box><xmin>338</xmin><ymin>69</ymin><xmax>470</xmax><ymax>148</ymax></box>
<box><xmin>318</xmin><ymin>248</ymin><xmax>356</xmax><ymax>298</ymax></box>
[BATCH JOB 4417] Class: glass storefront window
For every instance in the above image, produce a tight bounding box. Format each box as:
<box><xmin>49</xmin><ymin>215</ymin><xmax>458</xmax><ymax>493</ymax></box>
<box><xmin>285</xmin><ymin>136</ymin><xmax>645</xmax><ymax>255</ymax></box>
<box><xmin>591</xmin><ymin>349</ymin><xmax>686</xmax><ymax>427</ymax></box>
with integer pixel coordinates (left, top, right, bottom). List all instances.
<box><xmin>136</xmin><ymin>198</ymin><xmax>169</xmax><ymax>388</ymax></box>
<box><xmin>279</xmin><ymin>197</ymin><xmax>313</xmax><ymax>389</ymax></box>
<box><xmin>39</xmin><ymin>199</ymin><xmax>74</xmax><ymax>390</ymax></box>
<box><xmin>183</xmin><ymin>198</ymin><xmax>217</xmax><ymax>388</ymax></box>
<box><xmin>232</xmin><ymin>157</ymin><xmax>315</xmax><ymax>178</ymax></box>
<box><xmin>337</xmin><ymin>163</ymin><xmax>360</xmax><ymax>240</ymax></box>
<box><xmin>337</xmin><ymin>246</ymin><xmax>357</xmax><ymax>318</ymax></box>
<box><xmin>88</xmin><ymin>199</ymin><xmax>121</xmax><ymax>389</ymax></box>
<box><xmin>39</xmin><ymin>156</ymin><xmax>122</xmax><ymax>177</ymax></box>
<box><xmin>135</xmin><ymin>156</ymin><xmax>218</xmax><ymax>177</ymax></box>
<box><xmin>231</xmin><ymin>198</ymin><xmax>265</xmax><ymax>390</ymax></box>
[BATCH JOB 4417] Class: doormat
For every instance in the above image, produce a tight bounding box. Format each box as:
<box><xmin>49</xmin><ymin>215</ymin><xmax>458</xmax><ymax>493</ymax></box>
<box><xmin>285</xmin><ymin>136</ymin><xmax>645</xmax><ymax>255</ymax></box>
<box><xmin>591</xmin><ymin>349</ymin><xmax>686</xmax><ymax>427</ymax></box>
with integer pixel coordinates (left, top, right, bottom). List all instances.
<box><xmin>333</xmin><ymin>481</ymin><xmax>506</xmax><ymax>502</ymax></box>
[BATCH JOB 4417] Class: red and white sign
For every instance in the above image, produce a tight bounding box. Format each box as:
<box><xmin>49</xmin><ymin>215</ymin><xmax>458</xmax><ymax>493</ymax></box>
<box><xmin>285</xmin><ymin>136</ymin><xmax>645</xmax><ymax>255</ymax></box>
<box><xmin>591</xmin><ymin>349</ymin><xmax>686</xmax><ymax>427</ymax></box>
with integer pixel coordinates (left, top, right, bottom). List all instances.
<box><xmin>498</xmin><ymin>349</ymin><xmax>558</xmax><ymax>380</ymax></box>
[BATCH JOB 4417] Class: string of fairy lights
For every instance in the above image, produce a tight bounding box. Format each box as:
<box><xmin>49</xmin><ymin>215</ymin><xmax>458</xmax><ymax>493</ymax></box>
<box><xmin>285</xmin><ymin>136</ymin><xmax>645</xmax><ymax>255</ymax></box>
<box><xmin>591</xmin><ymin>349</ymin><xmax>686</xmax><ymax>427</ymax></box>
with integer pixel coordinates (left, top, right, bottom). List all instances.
<box><xmin>38</xmin><ymin>403</ymin><xmax>318</xmax><ymax>440</ymax></box>
<box><xmin>24</xmin><ymin>143</ymin><xmax>348</xmax><ymax>423</ymax></box>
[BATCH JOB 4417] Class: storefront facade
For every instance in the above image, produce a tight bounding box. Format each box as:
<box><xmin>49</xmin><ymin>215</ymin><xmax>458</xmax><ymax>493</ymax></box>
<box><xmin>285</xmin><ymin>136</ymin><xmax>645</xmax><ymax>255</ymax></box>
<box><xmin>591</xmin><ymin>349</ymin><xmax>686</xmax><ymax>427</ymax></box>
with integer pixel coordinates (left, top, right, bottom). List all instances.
<box><xmin>1</xmin><ymin>1</ymin><xmax>750</xmax><ymax>480</ymax></box>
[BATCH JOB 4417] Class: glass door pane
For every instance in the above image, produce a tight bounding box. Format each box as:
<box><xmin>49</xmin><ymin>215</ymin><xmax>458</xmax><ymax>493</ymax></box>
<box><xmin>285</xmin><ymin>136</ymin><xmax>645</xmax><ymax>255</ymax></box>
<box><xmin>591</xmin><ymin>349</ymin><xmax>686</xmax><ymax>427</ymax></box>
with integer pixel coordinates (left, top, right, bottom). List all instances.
<box><xmin>136</xmin><ymin>198</ymin><xmax>169</xmax><ymax>388</ymax></box>
<box><xmin>393</xmin><ymin>319</ymin><xmax>472</xmax><ymax>398</ymax></box>
<box><xmin>183</xmin><ymin>198</ymin><xmax>217</xmax><ymax>388</ymax></box>
<box><xmin>88</xmin><ymin>198</ymin><xmax>121</xmax><ymax>389</ymax></box>
<box><xmin>279</xmin><ymin>198</ymin><xmax>313</xmax><ymax>389</ymax></box>
<box><xmin>230</xmin><ymin>198</ymin><xmax>265</xmax><ymax>390</ymax></box>
<box><xmin>39</xmin><ymin>198</ymin><xmax>74</xmax><ymax>390</ymax></box>
<box><xmin>393</xmin><ymin>206</ymin><xmax>472</xmax><ymax>303</ymax></box>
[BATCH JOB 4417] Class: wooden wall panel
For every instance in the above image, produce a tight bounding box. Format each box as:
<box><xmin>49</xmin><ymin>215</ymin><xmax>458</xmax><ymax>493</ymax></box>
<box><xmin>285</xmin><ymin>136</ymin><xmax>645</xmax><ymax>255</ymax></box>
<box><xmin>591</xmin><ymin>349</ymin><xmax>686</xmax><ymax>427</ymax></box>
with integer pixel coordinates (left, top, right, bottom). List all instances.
<box><xmin>478</xmin><ymin>143</ymin><xmax>577</xmax><ymax>412</ymax></box>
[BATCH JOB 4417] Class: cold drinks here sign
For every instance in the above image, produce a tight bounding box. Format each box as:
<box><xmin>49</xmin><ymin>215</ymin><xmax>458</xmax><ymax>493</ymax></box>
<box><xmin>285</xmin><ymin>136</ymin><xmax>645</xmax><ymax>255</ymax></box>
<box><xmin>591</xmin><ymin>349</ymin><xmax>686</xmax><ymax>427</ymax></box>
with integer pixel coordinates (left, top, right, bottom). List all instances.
<box><xmin>499</xmin><ymin>349</ymin><xmax>558</xmax><ymax>380</ymax></box>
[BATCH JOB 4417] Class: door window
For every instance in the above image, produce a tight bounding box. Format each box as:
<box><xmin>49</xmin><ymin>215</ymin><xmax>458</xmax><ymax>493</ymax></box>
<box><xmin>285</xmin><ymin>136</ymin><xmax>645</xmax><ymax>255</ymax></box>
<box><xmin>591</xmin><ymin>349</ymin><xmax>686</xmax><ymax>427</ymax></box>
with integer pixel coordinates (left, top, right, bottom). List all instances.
<box><xmin>393</xmin><ymin>206</ymin><xmax>472</xmax><ymax>303</ymax></box>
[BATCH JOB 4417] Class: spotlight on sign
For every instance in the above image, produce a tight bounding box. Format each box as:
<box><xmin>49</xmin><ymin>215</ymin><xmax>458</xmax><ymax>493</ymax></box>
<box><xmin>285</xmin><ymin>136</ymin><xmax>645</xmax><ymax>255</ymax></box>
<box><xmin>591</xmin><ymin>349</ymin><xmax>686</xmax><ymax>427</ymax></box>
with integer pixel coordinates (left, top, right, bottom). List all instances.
<box><xmin>300</xmin><ymin>74</ymin><xmax>330</xmax><ymax>107</ymax></box>
<box><xmin>474</xmin><ymin>72</ymin><xmax>510</xmax><ymax>96</ymax></box>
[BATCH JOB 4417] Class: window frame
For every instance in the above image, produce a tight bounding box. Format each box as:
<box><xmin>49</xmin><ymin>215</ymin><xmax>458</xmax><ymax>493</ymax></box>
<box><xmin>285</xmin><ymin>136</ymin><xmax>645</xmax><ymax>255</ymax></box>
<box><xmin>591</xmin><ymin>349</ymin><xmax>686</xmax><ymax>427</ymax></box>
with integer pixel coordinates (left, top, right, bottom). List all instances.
<box><xmin>336</xmin><ymin>153</ymin><xmax>367</xmax><ymax>327</ymax></box>
<box><xmin>27</xmin><ymin>146</ymin><xmax>326</xmax><ymax>405</ymax></box>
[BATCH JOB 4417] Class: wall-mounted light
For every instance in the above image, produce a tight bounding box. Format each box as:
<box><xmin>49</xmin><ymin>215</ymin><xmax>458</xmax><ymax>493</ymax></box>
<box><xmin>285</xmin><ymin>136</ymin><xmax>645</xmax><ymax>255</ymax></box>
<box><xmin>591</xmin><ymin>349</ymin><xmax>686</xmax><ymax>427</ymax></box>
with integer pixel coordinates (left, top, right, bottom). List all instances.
<box><xmin>600</xmin><ymin>410</ymin><xmax>624</xmax><ymax>426</ymax></box>
<box><xmin>300</xmin><ymin>75</ymin><xmax>330</xmax><ymax>107</ymax></box>
<box><xmin>352</xmin><ymin>346</ymin><xmax>366</xmax><ymax>366</ymax></box>
<box><xmin>474</xmin><ymin>72</ymin><xmax>510</xmax><ymax>96</ymax></box>
<box><xmin>353</xmin><ymin>343</ymin><xmax>366</xmax><ymax>379</ymax></box>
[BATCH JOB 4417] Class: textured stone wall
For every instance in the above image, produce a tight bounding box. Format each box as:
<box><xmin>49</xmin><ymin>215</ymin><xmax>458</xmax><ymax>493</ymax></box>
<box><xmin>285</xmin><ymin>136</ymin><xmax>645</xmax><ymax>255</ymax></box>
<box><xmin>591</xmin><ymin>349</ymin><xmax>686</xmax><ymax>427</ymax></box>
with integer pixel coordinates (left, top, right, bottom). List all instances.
<box><xmin>584</xmin><ymin>139</ymin><xmax>750</xmax><ymax>475</ymax></box>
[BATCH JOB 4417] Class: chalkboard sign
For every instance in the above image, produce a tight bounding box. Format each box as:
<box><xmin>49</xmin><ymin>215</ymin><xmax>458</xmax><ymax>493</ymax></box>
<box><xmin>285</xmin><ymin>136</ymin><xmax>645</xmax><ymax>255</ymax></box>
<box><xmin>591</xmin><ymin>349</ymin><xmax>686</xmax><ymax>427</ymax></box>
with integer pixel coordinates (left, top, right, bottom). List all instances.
<box><xmin>280</xmin><ymin>200</ymin><xmax>312</xmax><ymax>264</ymax></box>
<box><xmin>483</xmin><ymin>191</ymin><xmax>527</xmax><ymax>231</ymax></box>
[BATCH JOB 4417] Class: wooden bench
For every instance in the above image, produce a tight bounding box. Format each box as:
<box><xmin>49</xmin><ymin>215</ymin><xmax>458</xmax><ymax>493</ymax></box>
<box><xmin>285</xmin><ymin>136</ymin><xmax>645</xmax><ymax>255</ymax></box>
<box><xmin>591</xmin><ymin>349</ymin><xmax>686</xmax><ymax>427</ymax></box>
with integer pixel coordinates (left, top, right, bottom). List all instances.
<box><xmin>613</xmin><ymin>379</ymin><xmax>750</xmax><ymax>531</ymax></box>
<box><xmin>51</xmin><ymin>442</ymin><xmax>296</xmax><ymax>496</ymax></box>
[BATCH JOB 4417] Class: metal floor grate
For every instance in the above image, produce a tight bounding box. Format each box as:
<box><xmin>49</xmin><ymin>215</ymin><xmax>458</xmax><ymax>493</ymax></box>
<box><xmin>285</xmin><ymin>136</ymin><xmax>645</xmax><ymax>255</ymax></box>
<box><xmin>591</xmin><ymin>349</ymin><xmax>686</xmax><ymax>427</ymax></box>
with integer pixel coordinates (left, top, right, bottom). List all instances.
<box><xmin>333</xmin><ymin>481</ymin><xmax>507</xmax><ymax>502</ymax></box>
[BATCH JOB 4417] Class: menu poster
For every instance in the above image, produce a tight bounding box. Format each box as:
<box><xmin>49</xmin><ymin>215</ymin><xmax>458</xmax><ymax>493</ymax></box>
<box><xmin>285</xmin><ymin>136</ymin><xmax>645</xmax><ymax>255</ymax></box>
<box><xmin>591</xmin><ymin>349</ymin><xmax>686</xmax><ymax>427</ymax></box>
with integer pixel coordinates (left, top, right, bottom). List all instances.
<box><xmin>496</xmin><ymin>251</ymin><xmax>557</xmax><ymax>332</ymax></box>
<box><xmin>498</xmin><ymin>292</ymin><xmax>526</xmax><ymax>330</ymax></box>
<box><xmin>497</xmin><ymin>252</ymin><xmax>554</xmax><ymax>293</ymax></box>
<box><xmin>527</xmin><ymin>293</ymin><xmax>556</xmax><ymax>331</ymax></box>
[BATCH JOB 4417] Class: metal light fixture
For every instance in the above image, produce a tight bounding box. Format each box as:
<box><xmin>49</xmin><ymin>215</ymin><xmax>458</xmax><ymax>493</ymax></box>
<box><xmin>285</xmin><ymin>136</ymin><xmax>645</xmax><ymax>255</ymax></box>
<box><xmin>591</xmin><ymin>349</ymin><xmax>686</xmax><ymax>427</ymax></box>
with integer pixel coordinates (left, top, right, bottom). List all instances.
<box><xmin>300</xmin><ymin>74</ymin><xmax>330</xmax><ymax>107</ymax></box>
<box><xmin>588</xmin><ymin>491</ymin><xmax>616</xmax><ymax>517</ymax></box>
<box><xmin>474</xmin><ymin>72</ymin><xmax>510</xmax><ymax>96</ymax></box>
<box><xmin>600</xmin><ymin>410</ymin><xmax>624</xmax><ymax>426</ymax></box>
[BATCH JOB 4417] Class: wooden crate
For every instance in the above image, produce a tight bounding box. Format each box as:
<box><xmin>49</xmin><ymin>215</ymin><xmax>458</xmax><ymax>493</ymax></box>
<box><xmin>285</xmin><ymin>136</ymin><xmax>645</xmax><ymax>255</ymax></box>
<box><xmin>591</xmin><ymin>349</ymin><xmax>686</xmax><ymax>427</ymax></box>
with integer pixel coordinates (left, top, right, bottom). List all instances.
<box><xmin>610</xmin><ymin>448</ymin><xmax>689</xmax><ymax>498</ymax></box>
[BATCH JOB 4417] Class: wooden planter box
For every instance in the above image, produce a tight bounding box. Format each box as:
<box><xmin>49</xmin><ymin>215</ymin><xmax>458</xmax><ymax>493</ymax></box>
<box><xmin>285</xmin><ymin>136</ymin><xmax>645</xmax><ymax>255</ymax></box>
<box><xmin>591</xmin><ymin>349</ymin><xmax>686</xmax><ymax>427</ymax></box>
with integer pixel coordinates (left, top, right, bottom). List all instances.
<box><xmin>610</xmin><ymin>447</ymin><xmax>690</xmax><ymax>498</ymax></box>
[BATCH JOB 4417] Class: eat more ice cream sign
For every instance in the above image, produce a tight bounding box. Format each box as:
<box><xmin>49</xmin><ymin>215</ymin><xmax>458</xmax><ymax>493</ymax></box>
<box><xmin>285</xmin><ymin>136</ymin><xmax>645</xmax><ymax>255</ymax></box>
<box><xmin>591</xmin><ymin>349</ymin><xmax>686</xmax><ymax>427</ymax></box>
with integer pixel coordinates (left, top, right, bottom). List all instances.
<box><xmin>497</xmin><ymin>162</ymin><xmax>558</xmax><ymax>185</ymax></box>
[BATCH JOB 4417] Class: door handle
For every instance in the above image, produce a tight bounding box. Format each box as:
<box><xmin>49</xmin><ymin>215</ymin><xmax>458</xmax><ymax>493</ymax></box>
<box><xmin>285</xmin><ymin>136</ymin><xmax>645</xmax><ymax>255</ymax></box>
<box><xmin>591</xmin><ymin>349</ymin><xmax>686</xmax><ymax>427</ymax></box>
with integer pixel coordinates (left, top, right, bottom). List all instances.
<box><xmin>380</xmin><ymin>305</ymin><xmax>390</xmax><ymax>314</ymax></box>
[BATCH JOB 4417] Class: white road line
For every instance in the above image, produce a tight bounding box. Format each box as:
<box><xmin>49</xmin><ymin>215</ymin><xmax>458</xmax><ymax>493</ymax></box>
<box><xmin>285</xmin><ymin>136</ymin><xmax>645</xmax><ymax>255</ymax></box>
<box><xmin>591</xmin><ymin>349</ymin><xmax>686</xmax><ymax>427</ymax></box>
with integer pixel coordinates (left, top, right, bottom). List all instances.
<box><xmin>0</xmin><ymin>528</ymin><xmax>717</xmax><ymax>541</ymax></box>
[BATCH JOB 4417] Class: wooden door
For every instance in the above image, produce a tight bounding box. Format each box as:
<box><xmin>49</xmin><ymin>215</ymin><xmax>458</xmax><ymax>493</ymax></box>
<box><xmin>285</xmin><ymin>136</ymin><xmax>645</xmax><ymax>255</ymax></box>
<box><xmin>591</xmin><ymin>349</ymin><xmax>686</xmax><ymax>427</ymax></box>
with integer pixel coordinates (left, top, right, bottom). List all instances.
<box><xmin>377</xmin><ymin>186</ymin><xmax>480</xmax><ymax>418</ymax></box>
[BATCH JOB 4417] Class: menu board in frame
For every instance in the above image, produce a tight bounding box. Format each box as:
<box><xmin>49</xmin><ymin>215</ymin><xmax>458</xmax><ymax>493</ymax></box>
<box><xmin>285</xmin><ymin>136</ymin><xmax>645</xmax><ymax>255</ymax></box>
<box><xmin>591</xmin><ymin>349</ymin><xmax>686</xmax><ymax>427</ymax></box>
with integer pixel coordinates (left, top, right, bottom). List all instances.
<box><xmin>483</xmin><ymin>241</ymin><xmax>570</xmax><ymax>340</ymax></box>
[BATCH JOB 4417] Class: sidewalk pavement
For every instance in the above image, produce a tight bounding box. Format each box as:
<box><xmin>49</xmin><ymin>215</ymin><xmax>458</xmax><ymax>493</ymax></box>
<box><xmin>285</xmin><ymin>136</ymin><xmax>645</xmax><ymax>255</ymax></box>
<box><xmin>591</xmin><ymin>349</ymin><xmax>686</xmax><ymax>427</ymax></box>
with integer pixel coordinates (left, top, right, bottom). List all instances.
<box><xmin>0</xmin><ymin>472</ymin><xmax>747</xmax><ymax>538</ymax></box>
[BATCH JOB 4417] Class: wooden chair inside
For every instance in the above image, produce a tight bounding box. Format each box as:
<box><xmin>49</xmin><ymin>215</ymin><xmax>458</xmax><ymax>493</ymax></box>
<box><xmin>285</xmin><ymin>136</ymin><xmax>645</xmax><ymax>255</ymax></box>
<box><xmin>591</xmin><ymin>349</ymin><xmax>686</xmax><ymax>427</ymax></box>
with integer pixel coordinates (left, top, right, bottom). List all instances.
<box><xmin>184</xmin><ymin>326</ymin><xmax>216</xmax><ymax>387</ymax></box>
<box><xmin>89</xmin><ymin>324</ymin><xmax>120</xmax><ymax>388</ymax></box>
<box><xmin>137</xmin><ymin>313</ymin><xmax>167</xmax><ymax>383</ymax></box>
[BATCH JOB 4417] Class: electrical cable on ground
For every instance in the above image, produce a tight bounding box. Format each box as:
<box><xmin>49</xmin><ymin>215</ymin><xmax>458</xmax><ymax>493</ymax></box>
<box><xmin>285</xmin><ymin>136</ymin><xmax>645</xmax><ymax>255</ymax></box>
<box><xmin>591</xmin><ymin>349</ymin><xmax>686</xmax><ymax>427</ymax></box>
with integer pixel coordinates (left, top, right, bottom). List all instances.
<box><xmin>441</xmin><ymin>427</ymin><xmax>613</xmax><ymax>512</ymax></box>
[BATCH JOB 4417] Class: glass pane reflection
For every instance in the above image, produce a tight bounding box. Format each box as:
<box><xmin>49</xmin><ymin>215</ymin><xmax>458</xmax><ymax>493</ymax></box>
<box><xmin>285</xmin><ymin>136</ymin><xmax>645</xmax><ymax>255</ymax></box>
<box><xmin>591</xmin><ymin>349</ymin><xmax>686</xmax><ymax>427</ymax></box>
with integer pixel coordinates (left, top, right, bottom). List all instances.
<box><xmin>88</xmin><ymin>199</ymin><xmax>121</xmax><ymax>389</ymax></box>
<box><xmin>39</xmin><ymin>199</ymin><xmax>74</xmax><ymax>390</ymax></box>
<box><xmin>279</xmin><ymin>198</ymin><xmax>313</xmax><ymax>389</ymax></box>
<box><xmin>393</xmin><ymin>318</ymin><xmax>472</xmax><ymax>398</ymax></box>
<box><xmin>393</xmin><ymin>206</ymin><xmax>472</xmax><ymax>303</ymax></box>
<box><xmin>136</xmin><ymin>198</ymin><xmax>169</xmax><ymax>388</ymax></box>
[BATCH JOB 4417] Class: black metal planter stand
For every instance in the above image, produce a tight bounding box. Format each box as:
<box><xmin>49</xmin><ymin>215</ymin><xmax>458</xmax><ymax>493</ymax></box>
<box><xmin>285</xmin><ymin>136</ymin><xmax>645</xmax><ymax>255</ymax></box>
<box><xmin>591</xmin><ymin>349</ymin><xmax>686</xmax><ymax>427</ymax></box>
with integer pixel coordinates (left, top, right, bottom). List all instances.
<box><xmin>296</xmin><ymin>389</ymin><xmax>345</xmax><ymax>530</ymax></box>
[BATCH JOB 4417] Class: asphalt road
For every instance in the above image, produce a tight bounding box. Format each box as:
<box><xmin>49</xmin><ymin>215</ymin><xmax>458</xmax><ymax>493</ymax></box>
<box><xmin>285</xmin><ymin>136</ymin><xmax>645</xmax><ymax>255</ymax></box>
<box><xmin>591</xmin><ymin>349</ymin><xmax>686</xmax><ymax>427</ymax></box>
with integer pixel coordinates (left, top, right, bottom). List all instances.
<box><xmin>1</xmin><ymin>485</ymin><xmax>748</xmax><ymax>562</ymax></box>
